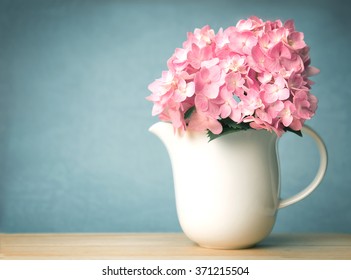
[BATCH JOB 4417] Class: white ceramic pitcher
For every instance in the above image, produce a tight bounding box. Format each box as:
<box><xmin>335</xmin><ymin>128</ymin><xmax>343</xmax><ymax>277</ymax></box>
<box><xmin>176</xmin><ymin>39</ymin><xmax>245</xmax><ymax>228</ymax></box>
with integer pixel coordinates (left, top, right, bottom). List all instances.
<box><xmin>149</xmin><ymin>122</ymin><xmax>328</xmax><ymax>249</ymax></box>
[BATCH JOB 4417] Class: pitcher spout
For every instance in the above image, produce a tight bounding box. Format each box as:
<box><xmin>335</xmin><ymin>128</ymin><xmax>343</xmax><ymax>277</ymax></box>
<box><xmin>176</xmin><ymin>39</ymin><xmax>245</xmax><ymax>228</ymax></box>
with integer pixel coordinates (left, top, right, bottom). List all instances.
<box><xmin>149</xmin><ymin>122</ymin><xmax>177</xmax><ymax>152</ymax></box>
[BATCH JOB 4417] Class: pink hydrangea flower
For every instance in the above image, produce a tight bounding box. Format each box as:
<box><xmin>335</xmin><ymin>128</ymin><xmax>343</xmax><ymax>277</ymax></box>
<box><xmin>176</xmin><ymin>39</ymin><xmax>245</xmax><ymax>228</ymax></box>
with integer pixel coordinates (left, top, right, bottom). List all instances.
<box><xmin>219</xmin><ymin>87</ymin><xmax>242</xmax><ymax>122</ymax></box>
<box><xmin>173</xmin><ymin>79</ymin><xmax>195</xmax><ymax>102</ymax></box>
<box><xmin>147</xmin><ymin>17</ymin><xmax>319</xmax><ymax>136</ymax></box>
<box><xmin>286</xmin><ymin>31</ymin><xmax>306</xmax><ymax>50</ymax></box>
<box><xmin>279</xmin><ymin>101</ymin><xmax>296</xmax><ymax>127</ymax></box>
<box><xmin>187</xmin><ymin>111</ymin><xmax>223</xmax><ymax>134</ymax></box>
<box><xmin>195</xmin><ymin>65</ymin><xmax>225</xmax><ymax>99</ymax></box>
<box><xmin>194</xmin><ymin>93</ymin><xmax>220</xmax><ymax>117</ymax></box>
<box><xmin>184</xmin><ymin>25</ymin><xmax>215</xmax><ymax>49</ymax></box>
<box><xmin>225</xmin><ymin>72</ymin><xmax>245</xmax><ymax>95</ymax></box>
<box><xmin>229</xmin><ymin>31</ymin><xmax>258</xmax><ymax>55</ymax></box>
<box><xmin>262</xmin><ymin>76</ymin><xmax>289</xmax><ymax>103</ymax></box>
<box><xmin>167</xmin><ymin>48</ymin><xmax>189</xmax><ymax>73</ymax></box>
<box><xmin>187</xmin><ymin>44</ymin><xmax>213</xmax><ymax>69</ymax></box>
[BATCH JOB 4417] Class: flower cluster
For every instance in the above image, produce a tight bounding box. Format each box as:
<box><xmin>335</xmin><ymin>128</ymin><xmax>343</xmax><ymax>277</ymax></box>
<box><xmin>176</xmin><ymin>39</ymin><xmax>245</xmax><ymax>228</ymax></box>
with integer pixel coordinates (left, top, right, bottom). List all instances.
<box><xmin>147</xmin><ymin>17</ymin><xmax>319</xmax><ymax>136</ymax></box>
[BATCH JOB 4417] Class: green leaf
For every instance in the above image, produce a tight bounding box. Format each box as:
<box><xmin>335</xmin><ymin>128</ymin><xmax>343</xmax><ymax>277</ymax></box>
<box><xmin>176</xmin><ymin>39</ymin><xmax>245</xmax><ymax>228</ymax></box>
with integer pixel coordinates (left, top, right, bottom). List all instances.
<box><xmin>220</xmin><ymin>118</ymin><xmax>251</xmax><ymax>130</ymax></box>
<box><xmin>284</xmin><ymin>126</ymin><xmax>303</xmax><ymax>137</ymax></box>
<box><xmin>207</xmin><ymin>126</ymin><xmax>237</xmax><ymax>142</ymax></box>
<box><xmin>184</xmin><ymin>106</ymin><xmax>195</xmax><ymax>119</ymax></box>
<box><xmin>207</xmin><ymin>119</ymin><xmax>251</xmax><ymax>142</ymax></box>
<box><xmin>206</xmin><ymin>118</ymin><xmax>303</xmax><ymax>142</ymax></box>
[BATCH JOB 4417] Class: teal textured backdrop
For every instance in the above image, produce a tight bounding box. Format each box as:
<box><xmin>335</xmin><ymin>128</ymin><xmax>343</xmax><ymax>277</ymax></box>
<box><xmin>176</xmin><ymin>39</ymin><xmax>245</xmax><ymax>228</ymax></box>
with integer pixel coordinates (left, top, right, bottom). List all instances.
<box><xmin>0</xmin><ymin>0</ymin><xmax>350</xmax><ymax>233</ymax></box>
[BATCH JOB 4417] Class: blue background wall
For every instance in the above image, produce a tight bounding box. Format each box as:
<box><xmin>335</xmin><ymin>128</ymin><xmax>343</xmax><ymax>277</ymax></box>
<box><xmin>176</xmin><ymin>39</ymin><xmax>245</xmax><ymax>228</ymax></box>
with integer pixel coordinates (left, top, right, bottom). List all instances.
<box><xmin>0</xmin><ymin>0</ymin><xmax>350</xmax><ymax>233</ymax></box>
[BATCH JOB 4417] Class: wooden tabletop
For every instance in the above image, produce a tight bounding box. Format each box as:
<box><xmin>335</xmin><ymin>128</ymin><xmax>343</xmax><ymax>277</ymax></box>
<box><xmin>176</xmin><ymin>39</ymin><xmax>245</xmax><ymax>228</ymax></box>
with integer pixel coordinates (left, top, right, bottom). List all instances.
<box><xmin>0</xmin><ymin>233</ymin><xmax>350</xmax><ymax>260</ymax></box>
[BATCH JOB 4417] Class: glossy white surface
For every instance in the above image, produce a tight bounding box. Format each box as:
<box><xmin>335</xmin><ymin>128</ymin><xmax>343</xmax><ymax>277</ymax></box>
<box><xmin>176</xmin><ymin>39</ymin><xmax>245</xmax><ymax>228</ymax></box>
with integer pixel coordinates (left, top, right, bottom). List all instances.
<box><xmin>278</xmin><ymin>125</ymin><xmax>328</xmax><ymax>208</ymax></box>
<box><xmin>149</xmin><ymin>122</ymin><xmax>327</xmax><ymax>249</ymax></box>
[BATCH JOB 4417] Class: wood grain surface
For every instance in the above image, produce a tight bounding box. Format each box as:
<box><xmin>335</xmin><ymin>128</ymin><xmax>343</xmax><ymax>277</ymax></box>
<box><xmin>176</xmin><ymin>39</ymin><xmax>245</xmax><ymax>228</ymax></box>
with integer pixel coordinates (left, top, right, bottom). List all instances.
<box><xmin>1</xmin><ymin>233</ymin><xmax>350</xmax><ymax>260</ymax></box>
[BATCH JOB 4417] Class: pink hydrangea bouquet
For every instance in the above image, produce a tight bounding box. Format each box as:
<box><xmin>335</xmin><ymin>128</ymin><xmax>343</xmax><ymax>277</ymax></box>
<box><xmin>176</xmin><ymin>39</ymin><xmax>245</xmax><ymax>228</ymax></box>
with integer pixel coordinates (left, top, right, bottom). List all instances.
<box><xmin>147</xmin><ymin>16</ymin><xmax>319</xmax><ymax>139</ymax></box>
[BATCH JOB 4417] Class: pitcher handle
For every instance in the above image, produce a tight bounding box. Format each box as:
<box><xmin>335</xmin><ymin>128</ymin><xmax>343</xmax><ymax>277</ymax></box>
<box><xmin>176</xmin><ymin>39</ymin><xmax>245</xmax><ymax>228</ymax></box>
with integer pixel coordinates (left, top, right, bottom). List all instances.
<box><xmin>278</xmin><ymin>125</ymin><xmax>328</xmax><ymax>209</ymax></box>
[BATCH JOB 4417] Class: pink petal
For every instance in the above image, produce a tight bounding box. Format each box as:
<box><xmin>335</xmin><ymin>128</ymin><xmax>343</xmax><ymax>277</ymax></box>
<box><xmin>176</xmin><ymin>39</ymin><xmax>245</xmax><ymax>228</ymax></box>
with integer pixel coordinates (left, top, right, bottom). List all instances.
<box><xmin>195</xmin><ymin>94</ymin><xmax>209</xmax><ymax>112</ymax></box>
<box><xmin>220</xmin><ymin>104</ymin><xmax>231</xmax><ymax>118</ymax></box>
<box><xmin>287</xmin><ymin>32</ymin><xmax>306</xmax><ymax>49</ymax></box>
<box><xmin>305</xmin><ymin>66</ymin><xmax>320</xmax><ymax>77</ymax></box>
<box><xmin>278</xmin><ymin>88</ymin><xmax>290</xmax><ymax>100</ymax></box>
<box><xmin>207</xmin><ymin>118</ymin><xmax>223</xmax><ymax>134</ymax></box>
